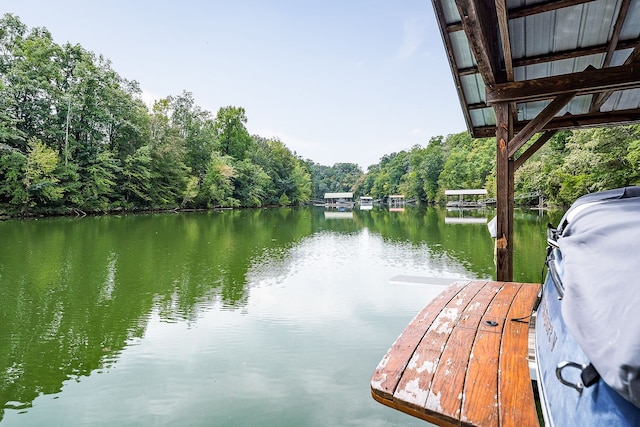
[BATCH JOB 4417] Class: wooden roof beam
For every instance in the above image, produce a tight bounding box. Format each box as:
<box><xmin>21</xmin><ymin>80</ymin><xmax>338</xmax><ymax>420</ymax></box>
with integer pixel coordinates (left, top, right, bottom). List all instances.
<box><xmin>625</xmin><ymin>46</ymin><xmax>640</xmax><ymax>66</ymax></box>
<box><xmin>513</xmin><ymin>130</ymin><xmax>558</xmax><ymax>171</ymax></box>
<box><xmin>467</xmin><ymin>101</ymin><xmax>489</xmax><ymax>110</ymax></box>
<box><xmin>591</xmin><ymin>41</ymin><xmax>640</xmax><ymax>112</ymax></box>
<box><xmin>486</xmin><ymin>64</ymin><xmax>640</xmax><ymax>104</ymax></box>
<box><xmin>538</xmin><ymin>108</ymin><xmax>640</xmax><ymax>130</ymax></box>
<box><xmin>472</xmin><ymin>107</ymin><xmax>640</xmax><ymax>137</ymax></box>
<box><xmin>455</xmin><ymin>0</ymin><xmax>504</xmax><ymax>85</ymax></box>
<box><xmin>446</xmin><ymin>22</ymin><xmax>464</xmax><ymax>33</ymax></box>
<box><xmin>589</xmin><ymin>0</ymin><xmax>633</xmax><ymax>112</ymax></box>
<box><xmin>495</xmin><ymin>0</ymin><xmax>514</xmax><ymax>81</ymax></box>
<box><xmin>459</xmin><ymin>66</ymin><xmax>480</xmax><ymax>76</ymax></box>
<box><xmin>447</xmin><ymin>0</ymin><xmax>597</xmax><ymax>32</ymax></box>
<box><xmin>508</xmin><ymin>0</ymin><xmax>595</xmax><ymax>19</ymax></box>
<box><xmin>602</xmin><ymin>0</ymin><xmax>631</xmax><ymax>68</ymax></box>
<box><xmin>508</xmin><ymin>92</ymin><xmax>576</xmax><ymax>158</ymax></box>
<box><xmin>513</xmin><ymin>38</ymin><xmax>640</xmax><ymax>68</ymax></box>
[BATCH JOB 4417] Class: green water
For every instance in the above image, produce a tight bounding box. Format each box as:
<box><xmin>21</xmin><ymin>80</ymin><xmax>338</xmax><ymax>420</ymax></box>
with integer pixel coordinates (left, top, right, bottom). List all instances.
<box><xmin>0</xmin><ymin>206</ymin><xmax>559</xmax><ymax>426</ymax></box>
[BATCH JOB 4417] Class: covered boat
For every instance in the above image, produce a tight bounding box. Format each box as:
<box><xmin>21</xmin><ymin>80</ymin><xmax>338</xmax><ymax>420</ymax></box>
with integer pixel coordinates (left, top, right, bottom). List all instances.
<box><xmin>536</xmin><ymin>186</ymin><xmax>640</xmax><ymax>426</ymax></box>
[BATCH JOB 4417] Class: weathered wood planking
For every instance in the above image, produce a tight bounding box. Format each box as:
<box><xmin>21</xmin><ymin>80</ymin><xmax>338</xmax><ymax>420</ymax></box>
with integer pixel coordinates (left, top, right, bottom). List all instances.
<box><xmin>371</xmin><ymin>281</ymin><xmax>541</xmax><ymax>427</ymax></box>
<box><xmin>499</xmin><ymin>283</ymin><xmax>540</xmax><ymax>427</ymax></box>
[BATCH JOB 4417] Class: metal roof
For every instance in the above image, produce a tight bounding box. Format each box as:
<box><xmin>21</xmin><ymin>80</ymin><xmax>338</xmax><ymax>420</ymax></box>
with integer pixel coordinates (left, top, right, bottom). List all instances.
<box><xmin>444</xmin><ymin>189</ymin><xmax>488</xmax><ymax>195</ymax></box>
<box><xmin>432</xmin><ymin>0</ymin><xmax>640</xmax><ymax>139</ymax></box>
<box><xmin>323</xmin><ymin>192</ymin><xmax>353</xmax><ymax>199</ymax></box>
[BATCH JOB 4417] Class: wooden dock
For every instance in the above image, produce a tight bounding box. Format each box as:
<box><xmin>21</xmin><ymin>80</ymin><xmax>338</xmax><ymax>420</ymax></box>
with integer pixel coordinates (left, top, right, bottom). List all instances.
<box><xmin>371</xmin><ymin>280</ymin><xmax>541</xmax><ymax>427</ymax></box>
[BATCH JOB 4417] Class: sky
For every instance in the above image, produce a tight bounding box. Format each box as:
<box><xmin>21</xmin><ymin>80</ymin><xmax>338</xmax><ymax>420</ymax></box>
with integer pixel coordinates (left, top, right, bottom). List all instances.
<box><xmin>2</xmin><ymin>0</ymin><xmax>467</xmax><ymax>169</ymax></box>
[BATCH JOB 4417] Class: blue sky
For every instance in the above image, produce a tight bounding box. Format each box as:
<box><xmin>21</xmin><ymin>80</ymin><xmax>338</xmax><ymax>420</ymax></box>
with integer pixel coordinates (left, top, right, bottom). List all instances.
<box><xmin>3</xmin><ymin>1</ymin><xmax>466</xmax><ymax>168</ymax></box>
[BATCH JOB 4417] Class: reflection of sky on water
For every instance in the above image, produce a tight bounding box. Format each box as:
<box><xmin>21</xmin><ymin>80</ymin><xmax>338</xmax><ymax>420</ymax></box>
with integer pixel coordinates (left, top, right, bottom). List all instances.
<box><xmin>246</xmin><ymin>229</ymin><xmax>475</xmax><ymax>323</ymax></box>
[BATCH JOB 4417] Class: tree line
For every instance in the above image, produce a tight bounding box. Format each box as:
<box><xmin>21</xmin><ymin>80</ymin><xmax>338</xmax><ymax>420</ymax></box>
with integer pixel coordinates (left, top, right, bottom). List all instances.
<box><xmin>0</xmin><ymin>14</ymin><xmax>313</xmax><ymax>216</ymax></box>
<box><xmin>349</xmin><ymin>126</ymin><xmax>640</xmax><ymax>207</ymax></box>
<box><xmin>3</xmin><ymin>13</ymin><xmax>640</xmax><ymax>217</ymax></box>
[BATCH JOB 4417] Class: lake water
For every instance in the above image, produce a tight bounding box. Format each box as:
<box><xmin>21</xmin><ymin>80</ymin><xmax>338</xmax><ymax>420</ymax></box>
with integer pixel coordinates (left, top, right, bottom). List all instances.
<box><xmin>0</xmin><ymin>206</ymin><xmax>559</xmax><ymax>426</ymax></box>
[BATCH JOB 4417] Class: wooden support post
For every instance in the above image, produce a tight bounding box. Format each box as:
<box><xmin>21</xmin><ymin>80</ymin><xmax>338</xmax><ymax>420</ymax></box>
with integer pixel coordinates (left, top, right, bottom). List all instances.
<box><xmin>495</xmin><ymin>103</ymin><xmax>514</xmax><ymax>281</ymax></box>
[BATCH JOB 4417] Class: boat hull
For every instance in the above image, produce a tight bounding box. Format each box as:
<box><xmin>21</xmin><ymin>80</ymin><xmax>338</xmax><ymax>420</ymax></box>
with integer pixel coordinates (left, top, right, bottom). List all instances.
<box><xmin>535</xmin><ymin>269</ymin><xmax>640</xmax><ymax>426</ymax></box>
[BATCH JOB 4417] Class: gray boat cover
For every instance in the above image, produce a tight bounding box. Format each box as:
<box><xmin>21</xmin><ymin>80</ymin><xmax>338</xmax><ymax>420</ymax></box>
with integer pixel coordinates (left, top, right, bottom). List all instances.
<box><xmin>556</xmin><ymin>186</ymin><xmax>640</xmax><ymax>407</ymax></box>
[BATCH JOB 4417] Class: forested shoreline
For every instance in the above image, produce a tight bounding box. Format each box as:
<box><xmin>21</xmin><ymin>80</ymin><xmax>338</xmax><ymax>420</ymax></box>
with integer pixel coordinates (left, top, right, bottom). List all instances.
<box><xmin>2</xmin><ymin>13</ymin><xmax>640</xmax><ymax>218</ymax></box>
<box><xmin>350</xmin><ymin>125</ymin><xmax>640</xmax><ymax>207</ymax></box>
<box><xmin>0</xmin><ymin>14</ymin><xmax>314</xmax><ymax>217</ymax></box>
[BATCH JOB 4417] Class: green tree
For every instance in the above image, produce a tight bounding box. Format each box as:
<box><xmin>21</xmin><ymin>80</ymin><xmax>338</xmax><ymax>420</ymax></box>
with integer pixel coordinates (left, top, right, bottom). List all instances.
<box><xmin>182</xmin><ymin>175</ymin><xmax>200</xmax><ymax>208</ymax></box>
<box><xmin>250</xmin><ymin>137</ymin><xmax>297</xmax><ymax>205</ymax></box>
<box><xmin>2</xmin><ymin>22</ymin><xmax>62</xmax><ymax>151</ymax></box>
<box><xmin>278</xmin><ymin>192</ymin><xmax>291</xmax><ymax>206</ymax></box>
<box><xmin>201</xmin><ymin>152</ymin><xmax>237</xmax><ymax>208</ymax></box>
<box><xmin>332</xmin><ymin>163</ymin><xmax>362</xmax><ymax>192</ymax></box>
<box><xmin>289</xmin><ymin>162</ymin><xmax>312</xmax><ymax>205</ymax></box>
<box><xmin>168</xmin><ymin>91</ymin><xmax>216</xmax><ymax>178</ymax></box>
<box><xmin>305</xmin><ymin>161</ymin><xmax>362</xmax><ymax>199</ymax></box>
<box><xmin>352</xmin><ymin>163</ymin><xmax>379</xmax><ymax>199</ymax></box>
<box><xmin>438</xmin><ymin>151</ymin><xmax>466</xmax><ymax>194</ymax></box>
<box><xmin>436</xmin><ymin>133</ymin><xmax>492</xmax><ymax>201</ymax></box>
<box><xmin>306</xmin><ymin>162</ymin><xmax>332</xmax><ymax>198</ymax></box>
<box><xmin>575</xmin><ymin>127</ymin><xmax>633</xmax><ymax>189</ymax></box>
<box><xmin>420</xmin><ymin>136</ymin><xmax>445</xmax><ymax>202</ymax></box>
<box><xmin>232</xmin><ymin>159</ymin><xmax>271</xmax><ymax>207</ymax></box>
<box><xmin>149</xmin><ymin>138</ymin><xmax>189</xmax><ymax>207</ymax></box>
<box><xmin>0</xmin><ymin>147</ymin><xmax>27</xmax><ymax>211</ymax></box>
<box><xmin>371</xmin><ymin>169</ymin><xmax>391</xmax><ymax>199</ymax></box>
<box><xmin>626</xmin><ymin>130</ymin><xmax>640</xmax><ymax>185</ymax></box>
<box><xmin>56</xmin><ymin>160</ymin><xmax>83</xmax><ymax>209</ymax></box>
<box><xmin>81</xmin><ymin>149</ymin><xmax>121</xmax><ymax>211</ymax></box>
<box><xmin>121</xmin><ymin>145</ymin><xmax>152</xmax><ymax>207</ymax></box>
<box><xmin>24</xmin><ymin>137</ymin><xmax>63</xmax><ymax>209</ymax></box>
<box><xmin>553</xmin><ymin>127</ymin><xmax>636</xmax><ymax>204</ymax></box>
<box><xmin>0</xmin><ymin>80</ymin><xmax>23</xmax><ymax>144</ymax></box>
<box><xmin>515</xmin><ymin>131</ymin><xmax>570</xmax><ymax>205</ymax></box>
<box><xmin>214</xmin><ymin>106</ymin><xmax>253</xmax><ymax>160</ymax></box>
<box><xmin>398</xmin><ymin>145</ymin><xmax>428</xmax><ymax>202</ymax></box>
<box><xmin>364</xmin><ymin>152</ymin><xmax>410</xmax><ymax>200</ymax></box>
<box><xmin>147</xmin><ymin>99</ymin><xmax>189</xmax><ymax>207</ymax></box>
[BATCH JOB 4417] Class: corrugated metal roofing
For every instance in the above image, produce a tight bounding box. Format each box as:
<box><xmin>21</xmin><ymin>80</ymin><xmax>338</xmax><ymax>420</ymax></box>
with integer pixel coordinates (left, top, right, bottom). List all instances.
<box><xmin>323</xmin><ymin>192</ymin><xmax>353</xmax><ymax>199</ymax></box>
<box><xmin>432</xmin><ymin>0</ymin><xmax>640</xmax><ymax>138</ymax></box>
<box><xmin>444</xmin><ymin>189</ymin><xmax>488</xmax><ymax>195</ymax></box>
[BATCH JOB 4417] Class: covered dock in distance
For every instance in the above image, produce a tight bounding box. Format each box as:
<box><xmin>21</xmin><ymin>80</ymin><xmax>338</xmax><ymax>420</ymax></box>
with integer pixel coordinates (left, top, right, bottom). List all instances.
<box><xmin>444</xmin><ymin>188</ymin><xmax>488</xmax><ymax>207</ymax></box>
<box><xmin>323</xmin><ymin>192</ymin><xmax>354</xmax><ymax>208</ymax></box>
<box><xmin>359</xmin><ymin>196</ymin><xmax>374</xmax><ymax>210</ymax></box>
<box><xmin>388</xmin><ymin>195</ymin><xmax>405</xmax><ymax>207</ymax></box>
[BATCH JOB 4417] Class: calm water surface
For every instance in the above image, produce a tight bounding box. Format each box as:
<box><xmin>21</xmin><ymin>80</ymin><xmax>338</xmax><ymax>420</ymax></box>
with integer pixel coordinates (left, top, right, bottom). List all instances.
<box><xmin>0</xmin><ymin>206</ymin><xmax>559</xmax><ymax>426</ymax></box>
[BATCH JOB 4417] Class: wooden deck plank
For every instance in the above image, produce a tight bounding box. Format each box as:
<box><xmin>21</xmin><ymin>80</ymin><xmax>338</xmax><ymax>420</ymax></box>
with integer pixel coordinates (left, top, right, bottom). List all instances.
<box><xmin>391</xmin><ymin>281</ymin><xmax>487</xmax><ymax>410</ymax></box>
<box><xmin>460</xmin><ymin>282</ymin><xmax>519</xmax><ymax>427</ymax></box>
<box><xmin>479</xmin><ymin>282</ymin><xmax>519</xmax><ymax>333</ymax></box>
<box><xmin>462</xmin><ymin>329</ymin><xmax>502</xmax><ymax>427</ymax></box>
<box><xmin>499</xmin><ymin>284</ymin><xmax>541</xmax><ymax>427</ymax></box>
<box><xmin>371</xmin><ymin>280</ymin><xmax>541</xmax><ymax>427</ymax></box>
<box><xmin>427</xmin><ymin>282</ymin><xmax>504</xmax><ymax>425</ymax></box>
<box><xmin>425</xmin><ymin>325</ymin><xmax>476</xmax><ymax>421</ymax></box>
<box><xmin>371</xmin><ymin>281</ymin><xmax>468</xmax><ymax>398</ymax></box>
